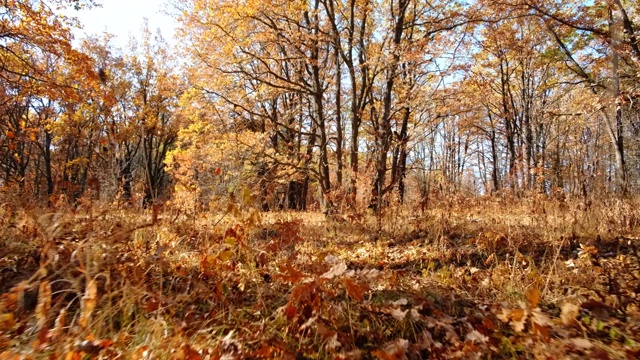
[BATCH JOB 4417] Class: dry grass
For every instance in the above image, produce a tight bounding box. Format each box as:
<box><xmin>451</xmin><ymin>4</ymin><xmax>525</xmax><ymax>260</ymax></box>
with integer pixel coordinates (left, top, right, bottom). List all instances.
<box><xmin>0</xmin><ymin>195</ymin><xmax>639</xmax><ymax>359</ymax></box>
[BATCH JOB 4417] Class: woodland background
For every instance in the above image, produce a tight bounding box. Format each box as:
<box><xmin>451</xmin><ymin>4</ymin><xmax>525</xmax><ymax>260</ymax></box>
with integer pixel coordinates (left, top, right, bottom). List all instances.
<box><xmin>1</xmin><ymin>0</ymin><xmax>639</xmax><ymax>211</ymax></box>
<box><xmin>1</xmin><ymin>0</ymin><xmax>640</xmax><ymax>359</ymax></box>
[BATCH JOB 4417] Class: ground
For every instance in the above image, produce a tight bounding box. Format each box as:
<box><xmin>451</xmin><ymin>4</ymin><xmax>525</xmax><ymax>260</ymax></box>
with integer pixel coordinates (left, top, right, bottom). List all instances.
<box><xmin>0</xmin><ymin>195</ymin><xmax>639</xmax><ymax>359</ymax></box>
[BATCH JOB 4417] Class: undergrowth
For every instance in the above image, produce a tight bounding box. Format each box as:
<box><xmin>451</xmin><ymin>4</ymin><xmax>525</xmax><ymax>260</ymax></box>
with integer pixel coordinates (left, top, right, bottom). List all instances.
<box><xmin>1</xmin><ymin>195</ymin><xmax>639</xmax><ymax>359</ymax></box>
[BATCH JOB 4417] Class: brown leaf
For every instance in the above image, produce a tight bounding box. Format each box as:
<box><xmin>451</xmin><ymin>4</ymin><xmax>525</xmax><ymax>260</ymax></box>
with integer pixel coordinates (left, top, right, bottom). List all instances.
<box><xmin>344</xmin><ymin>278</ymin><xmax>368</xmax><ymax>302</ymax></box>
<box><xmin>278</xmin><ymin>264</ymin><xmax>305</xmax><ymax>284</ymax></box>
<box><xmin>580</xmin><ymin>300</ymin><xmax>611</xmax><ymax>321</ymax></box>
<box><xmin>284</xmin><ymin>303</ymin><xmax>297</xmax><ymax>320</ymax></box>
<box><xmin>64</xmin><ymin>351</ymin><xmax>83</xmax><ymax>360</ymax></box>
<box><xmin>0</xmin><ymin>351</ymin><xmax>26</xmax><ymax>360</ymax></box>
<box><xmin>152</xmin><ymin>204</ymin><xmax>161</xmax><ymax>224</ymax></box>
<box><xmin>321</xmin><ymin>260</ymin><xmax>347</xmax><ymax>279</ymax></box>
<box><xmin>484</xmin><ymin>253</ymin><xmax>496</xmax><ymax>266</ymax></box>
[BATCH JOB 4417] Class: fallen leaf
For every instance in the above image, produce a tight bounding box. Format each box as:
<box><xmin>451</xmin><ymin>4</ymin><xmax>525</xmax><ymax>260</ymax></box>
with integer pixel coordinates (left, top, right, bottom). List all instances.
<box><xmin>278</xmin><ymin>264</ymin><xmax>305</xmax><ymax>283</ymax></box>
<box><xmin>49</xmin><ymin>308</ymin><xmax>67</xmax><ymax>340</ymax></box>
<box><xmin>175</xmin><ymin>344</ymin><xmax>203</xmax><ymax>360</ymax></box>
<box><xmin>344</xmin><ymin>278</ymin><xmax>368</xmax><ymax>302</ymax></box>
<box><xmin>321</xmin><ymin>261</ymin><xmax>347</xmax><ymax>279</ymax></box>
<box><xmin>373</xmin><ymin>339</ymin><xmax>409</xmax><ymax>360</ymax></box>
<box><xmin>390</xmin><ymin>307</ymin><xmax>408</xmax><ymax>321</ymax></box>
<box><xmin>390</xmin><ymin>298</ymin><xmax>408</xmax><ymax>306</ymax></box>
<box><xmin>466</xmin><ymin>330</ymin><xmax>489</xmax><ymax>344</ymax></box>
<box><xmin>35</xmin><ymin>281</ymin><xmax>52</xmax><ymax>328</ymax></box>
<box><xmin>0</xmin><ymin>314</ymin><xmax>15</xmax><ymax>331</ymax></box>
<box><xmin>326</xmin><ymin>333</ymin><xmax>341</xmax><ymax>352</ymax></box>
<box><xmin>510</xmin><ymin>309</ymin><xmax>527</xmax><ymax>333</ymax></box>
<box><xmin>560</xmin><ymin>303</ymin><xmax>580</xmax><ymax>325</ymax></box>
<box><xmin>526</xmin><ymin>287</ymin><xmax>541</xmax><ymax>308</ymax></box>
<box><xmin>218</xmin><ymin>250</ymin><xmax>233</xmax><ymax>262</ymax></box>
<box><xmin>79</xmin><ymin>279</ymin><xmax>97</xmax><ymax>328</ymax></box>
<box><xmin>570</xmin><ymin>338</ymin><xmax>593</xmax><ymax>349</ymax></box>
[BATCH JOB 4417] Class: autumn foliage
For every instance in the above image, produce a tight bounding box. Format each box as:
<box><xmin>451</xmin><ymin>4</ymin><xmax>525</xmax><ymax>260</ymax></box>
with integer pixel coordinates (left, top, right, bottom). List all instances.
<box><xmin>1</xmin><ymin>0</ymin><xmax>640</xmax><ymax>359</ymax></box>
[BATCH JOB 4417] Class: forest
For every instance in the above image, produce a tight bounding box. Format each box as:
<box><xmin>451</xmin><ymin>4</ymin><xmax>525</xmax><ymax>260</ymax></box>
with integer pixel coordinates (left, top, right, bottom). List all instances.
<box><xmin>1</xmin><ymin>0</ymin><xmax>640</xmax><ymax>358</ymax></box>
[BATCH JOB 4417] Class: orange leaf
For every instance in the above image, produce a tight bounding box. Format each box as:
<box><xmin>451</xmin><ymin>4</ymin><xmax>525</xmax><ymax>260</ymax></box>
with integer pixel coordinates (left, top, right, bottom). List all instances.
<box><xmin>0</xmin><ymin>351</ymin><xmax>25</xmax><ymax>360</ymax></box>
<box><xmin>526</xmin><ymin>287</ymin><xmax>540</xmax><ymax>308</ymax></box>
<box><xmin>373</xmin><ymin>339</ymin><xmax>409</xmax><ymax>360</ymax></box>
<box><xmin>509</xmin><ymin>308</ymin><xmax>527</xmax><ymax>333</ymax></box>
<box><xmin>64</xmin><ymin>351</ymin><xmax>82</xmax><ymax>360</ymax></box>
<box><xmin>371</xmin><ymin>349</ymin><xmax>399</xmax><ymax>360</ymax></box>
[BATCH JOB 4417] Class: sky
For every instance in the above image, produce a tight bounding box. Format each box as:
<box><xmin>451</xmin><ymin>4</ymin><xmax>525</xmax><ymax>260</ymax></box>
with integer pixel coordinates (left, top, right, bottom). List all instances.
<box><xmin>63</xmin><ymin>0</ymin><xmax>179</xmax><ymax>48</ymax></box>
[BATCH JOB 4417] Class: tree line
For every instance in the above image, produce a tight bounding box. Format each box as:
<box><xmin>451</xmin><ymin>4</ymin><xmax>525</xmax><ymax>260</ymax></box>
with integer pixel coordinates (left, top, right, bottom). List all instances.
<box><xmin>1</xmin><ymin>0</ymin><xmax>639</xmax><ymax>211</ymax></box>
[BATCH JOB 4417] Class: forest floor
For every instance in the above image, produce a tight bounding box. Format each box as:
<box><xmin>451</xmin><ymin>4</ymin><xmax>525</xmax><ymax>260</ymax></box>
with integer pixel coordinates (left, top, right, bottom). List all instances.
<box><xmin>1</xmin><ymin>195</ymin><xmax>640</xmax><ymax>359</ymax></box>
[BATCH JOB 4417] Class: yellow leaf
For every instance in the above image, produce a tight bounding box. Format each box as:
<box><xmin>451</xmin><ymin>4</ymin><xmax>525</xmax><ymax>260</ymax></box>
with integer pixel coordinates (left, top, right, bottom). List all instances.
<box><xmin>242</xmin><ymin>187</ymin><xmax>252</xmax><ymax>205</ymax></box>
<box><xmin>224</xmin><ymin>236</ymin><xmax>237</xmax><ymax>246</ymax></box>
<box><xmin>0</xmin><ymin>313</ymin><xmax>15</xmax><ymax>330</ymax></box>
<box><xmin>218</xmin><ymin>250</ymin><xmax>233</xmax><ymax>262</ymax></box>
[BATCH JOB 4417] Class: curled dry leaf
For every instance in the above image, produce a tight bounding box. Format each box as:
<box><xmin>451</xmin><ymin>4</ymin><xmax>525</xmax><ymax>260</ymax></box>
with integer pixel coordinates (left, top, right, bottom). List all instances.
<box><xmin>49</xmin><ymin>308</ymin><xmax>67</xmax><ymax>340</ymax></box>
<box><xmin>372</xmin><ymin>338</ymin><xmax>409</xmax><ymax>360</ymax></box>
<box><xmin>79</xmin><ymin>279</ymin><xmax>97</xmax><ymax>328</ymax></box>
<box><xmin>390</xmin><ymin>307</ymin><xmax>409</xmax><ymax>321</ymax></box>
<box><xmin>321</xmin><ymin>261</ymin><xmax>347</xmax><ymax>279</ymax></box>
<box><xmin>326</xmin><ymin>333</ymin><xmax>341</xmax><ymax>352</ymax></box>
<box><xmin>560</xmin><ymin>303</ymin><xmax>580</xmax><ymax>325</ymax></box>
<box><xmin>35</xmin><ymin>281</ymin><xmax>51</xmax><ymax>329</ymax></box>
<box><xmin>570</xmin><ymin>338</ymin><xmax>593</xmax><ymax>349</ymax></box>
<box><xmin>390</xmin><ymin>298</ymin><xmax>408</xmax><ymax>306</ymax></box>
<box><xmin>497</xmin><ymin>308</ymin><xmax>528</xmax><ymax>333</ymax></box>
<box><xmin>466</xmin><ymin>329</ymin><xmax>489</xmax><ymax>344</ymax></box>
